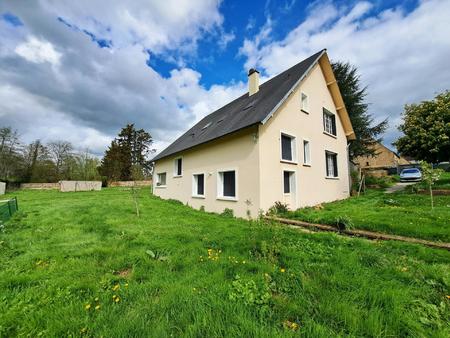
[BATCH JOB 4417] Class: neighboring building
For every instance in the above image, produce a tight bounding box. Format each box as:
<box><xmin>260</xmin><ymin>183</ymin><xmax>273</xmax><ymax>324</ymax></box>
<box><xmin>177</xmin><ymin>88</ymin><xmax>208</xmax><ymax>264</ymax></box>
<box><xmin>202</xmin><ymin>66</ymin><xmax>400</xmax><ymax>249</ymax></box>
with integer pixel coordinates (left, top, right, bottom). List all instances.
<box><xmin>354</xmin><ymin>143</ymin><xmax>410</xmax><ymax>170</ymax></box>
<box><xmin>152</xmin><ymin>50</ymin><xmax>355</xmax><ymax>218</ymax></box>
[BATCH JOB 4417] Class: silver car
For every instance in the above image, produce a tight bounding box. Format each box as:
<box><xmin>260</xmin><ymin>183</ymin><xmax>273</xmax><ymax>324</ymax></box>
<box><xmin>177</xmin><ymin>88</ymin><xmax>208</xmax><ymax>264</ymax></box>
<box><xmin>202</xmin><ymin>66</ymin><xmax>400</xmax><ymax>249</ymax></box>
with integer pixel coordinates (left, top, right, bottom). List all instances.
<box><xmin>399</xmin><ymin>168</ymin><xmax>422</xmax><ymax>182</ymax></box>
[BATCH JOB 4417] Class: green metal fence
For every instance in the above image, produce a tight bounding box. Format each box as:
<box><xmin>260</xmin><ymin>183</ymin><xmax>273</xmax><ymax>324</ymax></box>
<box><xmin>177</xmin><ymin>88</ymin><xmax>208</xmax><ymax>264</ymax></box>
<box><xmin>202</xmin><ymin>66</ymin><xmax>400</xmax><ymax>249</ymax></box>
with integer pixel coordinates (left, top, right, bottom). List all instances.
<box><xmin>0</xmin><ymin>197</ymin><xmax>18</xmax><ymax>223</ymax></box>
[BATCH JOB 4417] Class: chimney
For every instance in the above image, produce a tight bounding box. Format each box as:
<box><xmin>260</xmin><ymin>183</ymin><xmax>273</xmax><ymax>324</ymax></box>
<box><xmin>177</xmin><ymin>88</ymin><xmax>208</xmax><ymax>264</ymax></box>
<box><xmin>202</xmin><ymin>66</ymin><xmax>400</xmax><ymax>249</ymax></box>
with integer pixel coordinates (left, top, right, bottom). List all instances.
<box><xmin>248</xmin><ymin>68</ymin><xmax>259</xmax><ymax>96</ymax></box>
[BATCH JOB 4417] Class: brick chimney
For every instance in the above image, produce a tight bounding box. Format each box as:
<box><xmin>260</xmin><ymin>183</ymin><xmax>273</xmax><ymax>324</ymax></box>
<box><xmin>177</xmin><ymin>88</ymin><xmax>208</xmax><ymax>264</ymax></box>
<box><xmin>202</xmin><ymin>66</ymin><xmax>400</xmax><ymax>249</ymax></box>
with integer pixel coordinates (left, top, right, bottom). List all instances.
<box><xmin>248</xmin><ymin>68</ymin><xmax>259</xmax><ymax>96</ymax></box>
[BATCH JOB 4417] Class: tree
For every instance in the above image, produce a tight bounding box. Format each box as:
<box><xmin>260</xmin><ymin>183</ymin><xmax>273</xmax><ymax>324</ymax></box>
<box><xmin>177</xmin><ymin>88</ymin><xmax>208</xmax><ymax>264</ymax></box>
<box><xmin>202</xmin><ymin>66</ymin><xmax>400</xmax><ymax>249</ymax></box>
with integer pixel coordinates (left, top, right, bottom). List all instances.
<box><xmin>0</xmin><ymin>127</ymin><xmax>22</xmax><ymax>180</ymax></box>
<box><xmin>419</xmin><ymin>161</ymin><xmax>444</xmax><ymax>209</ymax></box>
<box><xmin>332</xmin><ymin>61</ymin><xmax>388</xmax><ymax>159</ymax></box>
<box><xmin>21</xmin><ymin>140</ymin><xmax>54</xmax><ymax>182</ymax></box>
<box><xmin>99</xmin><ymin>124</ymin><xmax>155</xmax><ymax>181</ymax></box>
<box><xmin>48</xmin><ymin>140</ymin><xmax>73</xmax><ymax>180</ymax></box>
<box><xmin>394</xmin><ymin>91</ymin><xmax>450</xmax><ymax>163</ymax></box>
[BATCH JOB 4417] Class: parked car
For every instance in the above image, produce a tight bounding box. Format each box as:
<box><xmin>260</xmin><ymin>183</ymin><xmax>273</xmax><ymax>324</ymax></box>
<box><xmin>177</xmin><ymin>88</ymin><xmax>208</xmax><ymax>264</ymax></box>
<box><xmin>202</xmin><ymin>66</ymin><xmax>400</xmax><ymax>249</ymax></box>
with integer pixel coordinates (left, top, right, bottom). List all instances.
<box><xmin>399</xmin><ymin>168</ymin><xmax>422</xmax><ymax>182</ymax></box>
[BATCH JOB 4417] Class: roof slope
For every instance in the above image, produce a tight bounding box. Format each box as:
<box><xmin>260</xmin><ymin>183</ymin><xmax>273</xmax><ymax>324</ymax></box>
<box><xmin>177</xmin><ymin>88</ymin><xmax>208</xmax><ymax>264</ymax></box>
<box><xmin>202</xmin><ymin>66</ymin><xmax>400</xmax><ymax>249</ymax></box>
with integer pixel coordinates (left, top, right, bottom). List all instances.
<box><xmin>153</xmin><ymin>50</ymin><xmax>325</xmax><ymax>161</ymax></box>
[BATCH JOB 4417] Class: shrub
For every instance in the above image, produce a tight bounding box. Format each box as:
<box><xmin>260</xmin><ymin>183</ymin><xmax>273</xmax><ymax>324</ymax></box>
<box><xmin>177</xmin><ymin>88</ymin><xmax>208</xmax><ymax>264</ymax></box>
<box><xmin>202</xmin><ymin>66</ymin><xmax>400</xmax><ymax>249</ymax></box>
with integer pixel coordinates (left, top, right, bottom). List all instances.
<box><xmin>335</xmin><ymin>215</ymin><xmax>353</xmax><ymax>231</ymax></box>
<box><xmin>267</xmin><ymin>201</ymin><xmax>289</xmax><ymax>215</ymax></box>
<box><xmin>221</xmin><ymin>208</ymin><xmax>234</xmax><ymax>218</ymax></box>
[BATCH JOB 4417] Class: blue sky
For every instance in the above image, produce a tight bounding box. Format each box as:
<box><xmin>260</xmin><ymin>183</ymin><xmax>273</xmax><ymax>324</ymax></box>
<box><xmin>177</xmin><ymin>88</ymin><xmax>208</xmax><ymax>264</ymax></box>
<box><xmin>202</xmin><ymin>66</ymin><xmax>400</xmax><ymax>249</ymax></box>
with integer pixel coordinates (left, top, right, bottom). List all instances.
<box><xmin>0</xmin><ymin>0</ymin><xmax>449</xmax><ymax>155</ymax></box>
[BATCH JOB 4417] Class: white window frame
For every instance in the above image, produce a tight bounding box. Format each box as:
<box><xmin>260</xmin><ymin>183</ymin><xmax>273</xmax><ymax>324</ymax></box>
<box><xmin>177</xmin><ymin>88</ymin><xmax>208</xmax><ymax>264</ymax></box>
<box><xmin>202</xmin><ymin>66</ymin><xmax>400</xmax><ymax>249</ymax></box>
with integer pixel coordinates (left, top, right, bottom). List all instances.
<box><xmin>323</xmin><ymin>108</ymin><xmax>337</xmax><ymax>137</ymax></box>
<box><xmin>173</xmin><ymin>157</ymin><xmax>183</xmax><ymax>177</ymax></box>
<box><xmin>282</xmin><ymin>170</ymin><xmax>296</xmax><ymax>195</ymax></box>
<box><xmin>280</xmin><ymin>131</ymin><xmax>297</xmax><ymax>164</ymax></box>
<box><xmin>192</xmin><ymin>172</ymin><xmax>206</xmax><ymax>198</ymax></box>
<box><xmin>301</xmin><ymin>92</ymin><xmax>309</xmax><ymax>113</ymax></box>
<box><xmin>325</xmin><ymin>151</ymin><xmax>339</xmax><ymax>179</ymax></box>
<box><xmin>155</xmin><ymin>172</ymin><xmax>167</xmax><ymax>188</ymax></box>
<box><xmin>303</xmin><ymin>139</ymin><xmax>311</xmax><ymax>166</ymax></box>
<box><xmin>216</xmin><ymin>168</ymin><xmax>238</xmax><ymax>201</ymax></box>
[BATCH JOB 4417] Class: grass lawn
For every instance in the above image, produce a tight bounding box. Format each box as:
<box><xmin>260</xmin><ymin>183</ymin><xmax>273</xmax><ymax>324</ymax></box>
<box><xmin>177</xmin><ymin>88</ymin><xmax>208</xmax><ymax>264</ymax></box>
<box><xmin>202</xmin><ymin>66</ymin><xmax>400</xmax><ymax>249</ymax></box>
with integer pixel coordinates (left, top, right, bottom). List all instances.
<box><xmin>416</xmin><ymin>172</ymin><xmax>450</xmax><ymax>190</ymax></box>
<box><xmin>285</xmin><ymin>189</ymin><xmax>450</xmax><ymax>242</ymax></box>
<box><xmin>1</xmin><ymin>188</ymin><xmax>449</xmax><ymax>337</ymax></box>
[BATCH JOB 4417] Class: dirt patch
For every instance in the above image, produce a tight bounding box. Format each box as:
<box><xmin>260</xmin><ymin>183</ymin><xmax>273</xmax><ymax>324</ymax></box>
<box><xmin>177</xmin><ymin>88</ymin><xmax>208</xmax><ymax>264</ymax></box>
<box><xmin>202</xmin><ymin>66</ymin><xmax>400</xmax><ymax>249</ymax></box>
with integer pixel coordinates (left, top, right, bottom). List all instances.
<box><xmin>114</xmin><ymin>267</ymin><xmax>132</xmax><ymax>278</ymax></box>
<box><xmin>418</xmin><ymin>189</ymin><xmax>450</xmax><ymax>195</ymax></box>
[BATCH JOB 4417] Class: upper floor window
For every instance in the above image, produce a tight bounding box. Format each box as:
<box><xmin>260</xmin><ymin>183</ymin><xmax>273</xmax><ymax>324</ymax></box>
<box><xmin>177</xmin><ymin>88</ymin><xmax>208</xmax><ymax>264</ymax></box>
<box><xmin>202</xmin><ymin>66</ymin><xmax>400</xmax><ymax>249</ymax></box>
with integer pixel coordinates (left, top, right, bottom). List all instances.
<box><xmin>156</xmin><ymin>172</ymin><xmax>167</xmax><ymax>186</ymax></box>
<box><xmin>325</xmin><ymin>152</ymin><xmax>338</xmax><ymax>178</ymax></box>
<box><xmin>174</xmin><ymin>157</ymin><xmax>182</xmax><ymax>176</ymax></box>
<box><xmin>301</xmin><ymin>93</ymin><xmax>309</xmax><ymax>113</ymax></box>
<box><xmin>323</xmin><ymin>108</ymin><xmax>337</xmax><ymax>136</ymax></box>
<box><xmin>281</xmin><ymin>133</ymin><xmax>296</xmax><ymax>162</ymax></box>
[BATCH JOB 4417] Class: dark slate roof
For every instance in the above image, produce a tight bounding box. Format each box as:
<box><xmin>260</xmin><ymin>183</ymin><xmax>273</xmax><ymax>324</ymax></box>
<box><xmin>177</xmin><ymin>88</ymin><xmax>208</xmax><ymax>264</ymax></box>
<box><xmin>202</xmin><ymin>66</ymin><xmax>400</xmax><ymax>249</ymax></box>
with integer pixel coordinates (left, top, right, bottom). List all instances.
<box><xmin>153</xmin><ymin>50</ymin><xmax>325</xmax><ymax>161</ymax></box>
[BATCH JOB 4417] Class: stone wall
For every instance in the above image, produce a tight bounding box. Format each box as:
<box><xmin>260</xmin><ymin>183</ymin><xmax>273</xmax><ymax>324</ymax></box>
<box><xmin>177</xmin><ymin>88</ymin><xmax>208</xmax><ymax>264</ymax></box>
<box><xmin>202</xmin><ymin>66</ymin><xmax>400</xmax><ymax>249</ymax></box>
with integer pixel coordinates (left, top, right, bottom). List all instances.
<box><xmin>20</xmin><ymin>183</ymin><xmax>60</xmax><ymax>190</ymax></box>
<box><xmin>60</xmin><ymin>181</ymin><xmax>102</xmax><ymax>192</ymax></box>
<box><xmin>109</xmin><ymin>180</ymin><xmax>152</xmax><ymax>187</ymax></box>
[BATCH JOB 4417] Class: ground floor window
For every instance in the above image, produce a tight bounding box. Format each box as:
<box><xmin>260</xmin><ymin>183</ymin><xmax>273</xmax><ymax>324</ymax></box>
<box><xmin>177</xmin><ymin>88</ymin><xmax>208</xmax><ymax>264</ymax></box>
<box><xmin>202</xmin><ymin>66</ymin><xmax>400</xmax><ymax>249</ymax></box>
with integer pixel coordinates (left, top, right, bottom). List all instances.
<box><xmin>283</xmin><ymin>170</ymin><xmax>295</xmax><ymax>194</ymax></box>
<box><xmin>192</xmin><ymin>173</ymin><xmax>205</xmax><ymax>197</ymax></box>
<box><xmin>325</xmin><ymin>152</ymin><xmax>338</xmax><ymax>178</ymax></box>
<box><xmin>156</xmin><ymin>172</ymin><xmax>167</xmax><ymax>186</ymax></box>
<box><xmin>218</xmin><ymin>170</ymin><xmax>236</xmax><ymax>199</ymax></box>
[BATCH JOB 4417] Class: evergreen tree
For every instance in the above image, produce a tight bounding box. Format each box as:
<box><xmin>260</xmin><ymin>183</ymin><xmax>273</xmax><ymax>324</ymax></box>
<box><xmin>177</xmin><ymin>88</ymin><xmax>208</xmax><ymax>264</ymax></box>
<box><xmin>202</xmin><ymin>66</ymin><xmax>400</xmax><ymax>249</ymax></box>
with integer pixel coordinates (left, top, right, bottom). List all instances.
<box><xmin>99</xmin><ymin>124</ymin><xmax>155</xmax><ymax>181</ymax></box>
<box><xmin>332</xmin><ymin>61</ymin><xmax>388</xmax><ymax>159</ymax></box>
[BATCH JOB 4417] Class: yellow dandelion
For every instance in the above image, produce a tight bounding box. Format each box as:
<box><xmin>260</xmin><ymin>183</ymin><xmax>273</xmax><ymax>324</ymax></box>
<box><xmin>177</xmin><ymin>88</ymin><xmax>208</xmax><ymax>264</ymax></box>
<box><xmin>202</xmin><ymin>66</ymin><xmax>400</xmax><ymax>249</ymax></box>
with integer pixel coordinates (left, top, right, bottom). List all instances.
<box><xmin>446</xmin><ymin>295</ymin><xmax>450</xmax><ymax>299</ymax></box>
<box><xmin>80</xmin><ymin>327</ymin><xmax>87</xmax><ymax>333</ymax></box>
<box><xmin>242</xmin><ymin>260</ymin><xmax>246</xmax><ymax>264</ymax></box>
<box><xmin>112</xmin><ymin>295</ymin><xmax>117</xmax><ymax>300</ymax></box>
<box><xmin>112</xmin><ymin>284</ymin><xmax>120</xmax><ymax>291</ymax></box>
<box><xmin>95</xmin><ymin>305</ymin><xmax>101</xmax><ymax>310</ymax></box>
<box><xmin>94</xmin><ymin>297</ymin><xmax>99</xmax><ymax>302</ymax></box>
<box><xmin>280</xmin><ymin>268</ymin><xmax>286</xmax><ymax>273</ymax></box>
<box><xmin>85</xmin><ymin>304</ymin><xmax>91</xmax><ymax>310</ymax></box>
<box><xmin>125</xmin><ymin>283</ymin><xmax>129</xmax><ymax>287</ymax></box>
<box><xmin>114</xmin><ymin>296</ymin><xmax>120</xmax><ymax>303</ymax></box>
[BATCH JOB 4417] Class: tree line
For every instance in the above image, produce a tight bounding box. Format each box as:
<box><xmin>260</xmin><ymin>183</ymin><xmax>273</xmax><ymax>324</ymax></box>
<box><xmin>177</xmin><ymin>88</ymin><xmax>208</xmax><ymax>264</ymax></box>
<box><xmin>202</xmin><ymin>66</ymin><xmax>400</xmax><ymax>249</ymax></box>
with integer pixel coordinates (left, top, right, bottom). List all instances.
<box><xmin>0</xmin><ymin>124</ymin><xmax>155</xmax><ymax>184</ymax></box>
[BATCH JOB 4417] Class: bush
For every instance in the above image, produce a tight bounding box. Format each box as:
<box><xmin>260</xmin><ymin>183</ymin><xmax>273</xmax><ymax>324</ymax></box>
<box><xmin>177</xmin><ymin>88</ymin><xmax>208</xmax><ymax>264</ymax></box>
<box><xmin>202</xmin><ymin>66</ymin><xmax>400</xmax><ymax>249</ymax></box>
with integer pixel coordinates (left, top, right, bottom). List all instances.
<box><xmin>365</xmin><ymin>175</ymin><xmax>395</xmax><ymax>188</ymax></box>
<box><xmin>221</xmin><ymin>208</ymin><xmax>234</xmax><ymax>218</ymax></box>
<box><xmin>335</xmin><ymin>215</ymin><xmax>353</xmax><ymax>230</ymax></box>
<box><xmin>267</xmin><ymin>201</ymin><xmax>289</xmax><ymax>215</ymax></box>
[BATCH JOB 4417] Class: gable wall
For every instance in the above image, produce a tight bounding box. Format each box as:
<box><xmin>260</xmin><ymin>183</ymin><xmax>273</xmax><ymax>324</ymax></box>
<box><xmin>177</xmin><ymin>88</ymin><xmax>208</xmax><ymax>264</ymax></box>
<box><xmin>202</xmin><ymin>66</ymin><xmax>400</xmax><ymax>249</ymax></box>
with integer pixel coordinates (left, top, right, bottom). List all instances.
<box><xmin>153</xmin><ymin>126</ymin><xmax>260</xmax><ymax>218</ymax></box>
<box><xmin>258</xmin><ymin>63</ymin><xmax>350</xmax><ymax>211</ymax></box>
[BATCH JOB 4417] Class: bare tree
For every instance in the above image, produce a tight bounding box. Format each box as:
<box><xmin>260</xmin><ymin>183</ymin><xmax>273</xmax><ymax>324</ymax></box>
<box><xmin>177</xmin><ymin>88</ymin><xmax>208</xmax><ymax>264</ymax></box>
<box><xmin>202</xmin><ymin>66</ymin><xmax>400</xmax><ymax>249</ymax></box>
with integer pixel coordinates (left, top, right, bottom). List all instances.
<box><xmin>0</xmin><ymin>127</ymin><xmax>21</xmax><ymax>179</ymax></box>
<box><xmin>48</xmin><ymin>141</ymin><xmax>73</xmax><ymax>180</ymax></box>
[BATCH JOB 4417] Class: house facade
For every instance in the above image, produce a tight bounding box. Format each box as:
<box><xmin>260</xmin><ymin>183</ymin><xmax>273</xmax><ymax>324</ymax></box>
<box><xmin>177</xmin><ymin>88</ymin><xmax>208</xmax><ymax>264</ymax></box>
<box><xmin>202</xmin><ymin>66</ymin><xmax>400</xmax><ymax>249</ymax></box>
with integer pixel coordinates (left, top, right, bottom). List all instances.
<box><xmin>152</xmin><ymin>50</ymin><xmax>355</xmax><ymax>218</ymax></box>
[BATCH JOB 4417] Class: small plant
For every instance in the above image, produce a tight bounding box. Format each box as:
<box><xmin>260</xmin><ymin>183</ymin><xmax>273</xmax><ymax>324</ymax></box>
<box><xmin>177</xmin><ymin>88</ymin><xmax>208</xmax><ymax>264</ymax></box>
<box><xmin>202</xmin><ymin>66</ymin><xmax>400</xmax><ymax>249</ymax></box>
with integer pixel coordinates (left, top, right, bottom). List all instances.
<box><xmin>221</xmin><ymin>208</ymin><xmax>234</xmax><ymax>218</ymax></box>
<box><xmin>267</xmin><ymin>201</ymin><xmax>289</xmax><ymax>215</ymax></box>
<box><xmin>229</xmin><ymin>275</ymin><xmax>271</xmax><ymax>309</ymax></box>
<box><xmin>145</xmin><ymin>249</ymin><xmax>169</xmax><ymax>261</ymax></box>
<box><xmin>335</xmin><ymin>215</ymin><xmax>353</xmax><ymax>231</ymax></box>
<box><xmin>199</xmin><ymin>205</ymin><xmax>205</xmax><ymax>212</ymax></box>
<box><xmin>419</xmin><ymin>161</ymin><xmax>444</xmax><ymax>209</ymax></box>
<box><xmin>383</xmin><ymin>198</ymin><xmax>400</xmax><ymax>206</ymax></box>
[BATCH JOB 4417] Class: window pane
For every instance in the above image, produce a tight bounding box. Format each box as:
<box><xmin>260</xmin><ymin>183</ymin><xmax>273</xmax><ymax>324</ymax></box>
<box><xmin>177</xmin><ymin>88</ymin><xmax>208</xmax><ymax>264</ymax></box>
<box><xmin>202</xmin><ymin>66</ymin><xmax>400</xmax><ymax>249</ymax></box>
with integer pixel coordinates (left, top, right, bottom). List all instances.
<box><xmin>223</xmin><ymin>171</ymin><xmax>236</xmax><ymax>197</ymax></box>
<box><xmin>333</xmin><ymin>154</ymin><xmax>338</xmax><ymax>177</ymax></box>
<box><xmin>197</xmin><ymin>174</ymin><xmax>204</xmax><ymax>195</ymax></box>
<box><xmin>301</xmin><ymin>93</ymin><xmax>308</xmax><ymax>111</ymax></box>
<box><xmin>283</xmin><ymin>171</ymin><xmax>290</xmax><ymax>193</ymax></box>
<box><xmin>176</xmin><ymin>158</ymin><xmax>182</xmax><ymax>175</ymax></box>
<box><xmin>303</xmin><ymin>141</ymin><xmax>310</xmax><ymax>164</ymax></box>
<box><xmin>281</xmin><ymin>135</ymin><xmax>292</xmax><ymax>161</ymax></box>
<box><xmin>158</xmin><ymin>173</ymin><xmax>166</xmax><ymax>185</ymax></box>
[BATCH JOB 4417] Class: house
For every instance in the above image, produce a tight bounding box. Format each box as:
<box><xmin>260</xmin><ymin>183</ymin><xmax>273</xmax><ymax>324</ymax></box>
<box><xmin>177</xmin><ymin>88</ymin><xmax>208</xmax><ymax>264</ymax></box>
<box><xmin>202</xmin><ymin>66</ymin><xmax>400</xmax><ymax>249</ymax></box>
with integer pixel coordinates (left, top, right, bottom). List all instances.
<box><xmin>354</xmin><ymin>142</ymin><xmax>410</xmax><ymax>173</ymax></box>
<box><xmin>152</xmin><ymin>50</ymin><xmax>355</xmax><ymax>218</ymax></box>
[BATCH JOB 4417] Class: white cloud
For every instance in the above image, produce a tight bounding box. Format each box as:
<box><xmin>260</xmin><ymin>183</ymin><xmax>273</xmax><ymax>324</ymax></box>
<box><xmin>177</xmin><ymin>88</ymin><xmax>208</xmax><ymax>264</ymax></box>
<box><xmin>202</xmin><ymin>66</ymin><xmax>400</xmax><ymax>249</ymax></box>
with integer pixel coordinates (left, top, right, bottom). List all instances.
<box><xmin>15</xmin><ymin>36</ymin><xmax>62</xmax><ymax>65</ymax></box>
<box><xmin>239</xmin><ymin>0</ymin><xmax>450</xmax><ymax>146</ymax></box>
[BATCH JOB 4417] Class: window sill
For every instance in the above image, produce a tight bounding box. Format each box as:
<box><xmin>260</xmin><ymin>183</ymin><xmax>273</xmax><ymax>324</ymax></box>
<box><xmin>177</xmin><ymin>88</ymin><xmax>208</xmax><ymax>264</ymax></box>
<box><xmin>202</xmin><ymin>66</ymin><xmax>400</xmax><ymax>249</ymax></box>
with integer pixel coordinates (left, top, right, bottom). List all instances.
<box><xmin>173</xmin><ymin>175</ymin><xmax>182</xmax><ymax>178</ymax></box>
<box><xmin>217</xmin><ymin>196</ymin><xmax>238</xmax><ymax>202</ymax></box>
<box><xmin>192</xmin><ymin>195</ymin><xmax>205</xmax><ymax>199</ymax></box>
<box><xmin>301</xmin><ymin>109</ymin><xmax>309</xmax><ymax>114</ymax></box>
<box><xmin>280</xmin><ymin>160</ymin><xmax>298</xmax><ymax>165</ymax></box>
<box><xmin>155</xmin><ymin>185</ymin><xmax>167</xmax><ymax>188</ymax></box>
<box><xmin>323</xmin><ymin>131</ymin><xmax>337</xmax><ymax>139</ymax></box>
<box><xmin>325</xmin><ymin>176</ymin><xmax>339</xmax><ymax>180</ymax></box>
<box><xmin>303</xmin><ymin>163</ymin><xmax>311</xmax><ymax>167</ymax></box>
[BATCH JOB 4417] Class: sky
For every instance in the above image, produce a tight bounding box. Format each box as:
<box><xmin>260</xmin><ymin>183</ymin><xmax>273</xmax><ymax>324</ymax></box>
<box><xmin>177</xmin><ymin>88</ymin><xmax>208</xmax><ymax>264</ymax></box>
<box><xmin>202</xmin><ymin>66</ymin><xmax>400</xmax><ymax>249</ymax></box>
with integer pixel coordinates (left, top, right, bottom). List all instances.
<box><xmin>0</xmin><ymin>0</ymin><xmax>449</xmax><ymax>157</ymax></box>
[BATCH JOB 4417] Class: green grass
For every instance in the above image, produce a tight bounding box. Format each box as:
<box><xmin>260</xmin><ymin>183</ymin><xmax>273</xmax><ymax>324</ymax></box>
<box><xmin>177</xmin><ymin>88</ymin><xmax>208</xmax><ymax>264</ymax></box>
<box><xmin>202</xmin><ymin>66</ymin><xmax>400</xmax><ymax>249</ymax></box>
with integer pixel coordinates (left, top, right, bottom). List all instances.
<box><xmin>416</xmin><ymin>172</ymin><xmax>450</xmax><ymax>190</ymax></box>
<box><xmin>1</xmin><ymin>188</ymin><xmax>449</xmax><ymax>337</ymax></box>
<box><xmin>285</xmin><ymin>189</ymin><xmax>450</xmax><ymax>242</ymax></box>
